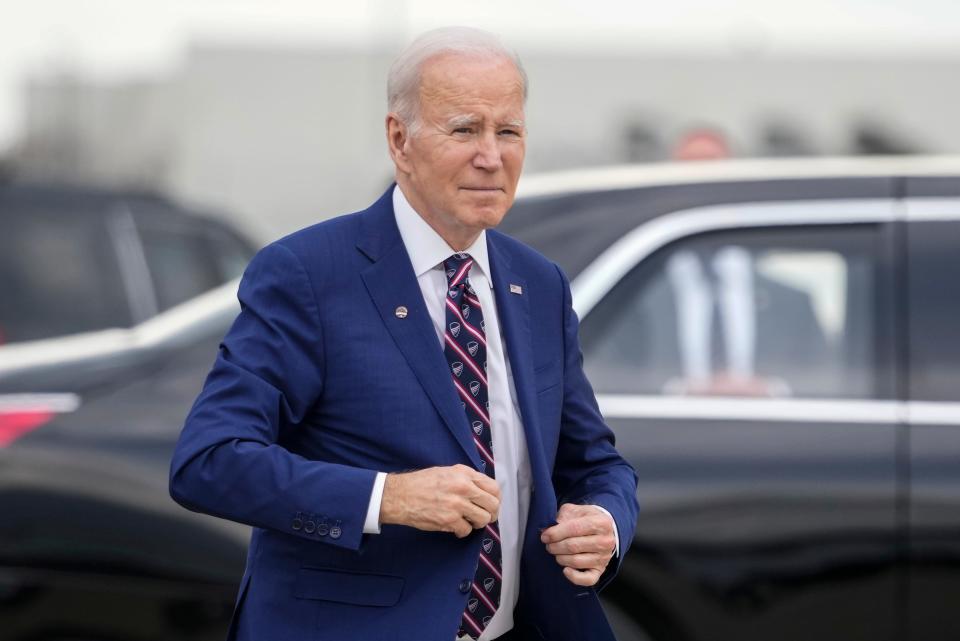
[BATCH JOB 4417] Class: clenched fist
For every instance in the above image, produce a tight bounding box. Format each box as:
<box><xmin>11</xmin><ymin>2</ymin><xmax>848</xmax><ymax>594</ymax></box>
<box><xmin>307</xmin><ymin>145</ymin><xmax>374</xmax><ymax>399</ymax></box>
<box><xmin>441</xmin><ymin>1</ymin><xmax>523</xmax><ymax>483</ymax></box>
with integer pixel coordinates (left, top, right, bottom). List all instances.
<box><xmin>540</xmin><ymin>503</ymin><xmax>617</xmax><ymax>586</ymax></box>
<box><xmin>380</xmin><ymin>464</ymin><xmax>501</xmax><ymax>538</ymax></box>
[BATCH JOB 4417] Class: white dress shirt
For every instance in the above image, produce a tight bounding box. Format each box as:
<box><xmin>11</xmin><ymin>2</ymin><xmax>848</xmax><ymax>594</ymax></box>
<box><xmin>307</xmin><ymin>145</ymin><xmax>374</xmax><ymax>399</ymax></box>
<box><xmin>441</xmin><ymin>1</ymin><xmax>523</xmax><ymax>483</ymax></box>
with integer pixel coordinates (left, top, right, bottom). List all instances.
<box><xmin>363</xmin><ymin>185</ymin><xmax>616</xmax><ymax>640</ymax></box>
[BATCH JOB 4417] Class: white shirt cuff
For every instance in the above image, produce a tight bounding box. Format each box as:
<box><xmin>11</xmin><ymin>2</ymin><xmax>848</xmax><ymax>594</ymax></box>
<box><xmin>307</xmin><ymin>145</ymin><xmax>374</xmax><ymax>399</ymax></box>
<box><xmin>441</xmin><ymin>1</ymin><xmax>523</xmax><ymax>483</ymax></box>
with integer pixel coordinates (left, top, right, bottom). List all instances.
<box><xmin>591</xmin><ymin>505</ymin><xmax>620</xmax><ymax>557</ymax></box>
<box><xmin>363</xmin><ymin>472</ymin><xmax>387</xmax><ymax>534</ymax></box>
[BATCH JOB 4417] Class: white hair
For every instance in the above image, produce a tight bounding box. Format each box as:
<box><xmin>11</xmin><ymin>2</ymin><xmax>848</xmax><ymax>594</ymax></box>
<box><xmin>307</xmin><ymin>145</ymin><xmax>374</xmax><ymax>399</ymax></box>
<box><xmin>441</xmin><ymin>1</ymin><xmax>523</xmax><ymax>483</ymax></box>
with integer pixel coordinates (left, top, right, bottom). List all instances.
<box><xmin>387</xmin><ymin>26</ymin><xmax>528</xmax><ymax>135</ymax></box>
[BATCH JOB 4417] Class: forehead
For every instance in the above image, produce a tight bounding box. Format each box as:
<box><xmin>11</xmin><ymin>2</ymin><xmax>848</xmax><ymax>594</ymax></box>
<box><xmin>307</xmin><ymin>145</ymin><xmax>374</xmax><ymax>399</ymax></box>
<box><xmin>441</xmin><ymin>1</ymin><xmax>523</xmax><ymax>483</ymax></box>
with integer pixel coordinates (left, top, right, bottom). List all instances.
<box><xmin>418</xmin><ymin>53</ymin><xmax>525</xmax><ymax>117</ymax></box>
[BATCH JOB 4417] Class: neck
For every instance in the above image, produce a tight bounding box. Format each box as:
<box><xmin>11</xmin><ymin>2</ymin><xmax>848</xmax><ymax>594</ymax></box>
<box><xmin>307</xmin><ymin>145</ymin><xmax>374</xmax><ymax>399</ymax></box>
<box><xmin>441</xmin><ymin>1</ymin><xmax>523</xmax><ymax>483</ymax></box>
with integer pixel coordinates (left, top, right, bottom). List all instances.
<box><xmin>396</xmin><ymin>178</ymin><xmax>482</xmax><ymax>251</ymax></box>
<box><xmin>438</xmin><ymin>228</ymin><xmax>482</xmax><ymax>253</ymax></box>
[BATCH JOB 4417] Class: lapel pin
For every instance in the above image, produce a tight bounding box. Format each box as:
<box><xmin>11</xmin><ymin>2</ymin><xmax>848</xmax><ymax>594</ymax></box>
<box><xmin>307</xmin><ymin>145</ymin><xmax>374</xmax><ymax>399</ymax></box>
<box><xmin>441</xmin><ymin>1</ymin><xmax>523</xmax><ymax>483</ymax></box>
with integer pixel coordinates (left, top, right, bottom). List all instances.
<box><xmin>395</xmin><ymin>306</ymin><xmax>408</xmax><ymax>319</ymax></box>
<box><xmin>509</xmin><ymin>284</ymin><xmax>523</xmax><ymax>295</ymax></box>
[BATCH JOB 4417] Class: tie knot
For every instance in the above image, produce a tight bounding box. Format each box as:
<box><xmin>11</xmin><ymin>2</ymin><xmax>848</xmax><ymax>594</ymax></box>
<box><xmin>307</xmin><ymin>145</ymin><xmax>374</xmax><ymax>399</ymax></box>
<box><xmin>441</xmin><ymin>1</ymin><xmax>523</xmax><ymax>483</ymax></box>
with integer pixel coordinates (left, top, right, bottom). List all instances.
<box><xmin>444</xmin><ymin>253</ymin><xmax>474</xmax><ymax>288</ymax></box>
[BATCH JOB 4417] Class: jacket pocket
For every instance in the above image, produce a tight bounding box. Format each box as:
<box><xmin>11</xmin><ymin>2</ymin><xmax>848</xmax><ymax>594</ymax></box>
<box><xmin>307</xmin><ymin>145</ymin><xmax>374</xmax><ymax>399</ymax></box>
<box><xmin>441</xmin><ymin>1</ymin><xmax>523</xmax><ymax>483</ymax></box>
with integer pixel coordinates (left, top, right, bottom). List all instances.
<box><xmin>294</xmin><ymin>566</ymin><xmax>405</xmax><ymax>607</ymax></box>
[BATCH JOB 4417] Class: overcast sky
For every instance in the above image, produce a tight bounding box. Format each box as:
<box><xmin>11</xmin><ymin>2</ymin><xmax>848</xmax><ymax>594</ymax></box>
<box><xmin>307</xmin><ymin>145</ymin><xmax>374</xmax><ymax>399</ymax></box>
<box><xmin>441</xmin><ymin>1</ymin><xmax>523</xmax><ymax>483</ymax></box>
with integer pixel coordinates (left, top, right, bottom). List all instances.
<box><xmin>2</xmin><ymin>0</ymin><xmax>960</xmax><ymax>151</ymax></box>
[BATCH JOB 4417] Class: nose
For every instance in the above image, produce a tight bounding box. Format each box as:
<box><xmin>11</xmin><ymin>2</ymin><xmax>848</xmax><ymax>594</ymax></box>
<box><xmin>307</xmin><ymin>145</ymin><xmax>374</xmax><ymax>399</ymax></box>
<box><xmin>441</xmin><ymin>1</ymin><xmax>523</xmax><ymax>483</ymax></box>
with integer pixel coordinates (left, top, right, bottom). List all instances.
<box><xmin>472</xmin><ymin>130</ymin><xmax>502</xmax><ymax>171</ymax></box>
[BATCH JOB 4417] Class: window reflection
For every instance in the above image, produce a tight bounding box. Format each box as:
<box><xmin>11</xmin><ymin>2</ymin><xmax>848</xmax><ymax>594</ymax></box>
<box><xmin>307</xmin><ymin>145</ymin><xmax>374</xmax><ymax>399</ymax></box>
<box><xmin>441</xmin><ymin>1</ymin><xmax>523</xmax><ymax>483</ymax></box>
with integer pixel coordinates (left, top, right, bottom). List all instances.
<box><xmin>580</xmin><ymin>226</ymin><xmax>877</xmax><ymax>399</ymax></box>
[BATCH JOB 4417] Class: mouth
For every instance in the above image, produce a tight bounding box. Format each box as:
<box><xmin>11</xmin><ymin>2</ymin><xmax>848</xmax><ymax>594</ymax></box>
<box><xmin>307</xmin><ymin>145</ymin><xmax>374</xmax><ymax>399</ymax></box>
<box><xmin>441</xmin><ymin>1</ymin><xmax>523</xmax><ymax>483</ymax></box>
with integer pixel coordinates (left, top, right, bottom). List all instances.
<box><xmin>460</xmin><ymin>187</ymin><xmax>504</xmax><ymax>193</ymax></box>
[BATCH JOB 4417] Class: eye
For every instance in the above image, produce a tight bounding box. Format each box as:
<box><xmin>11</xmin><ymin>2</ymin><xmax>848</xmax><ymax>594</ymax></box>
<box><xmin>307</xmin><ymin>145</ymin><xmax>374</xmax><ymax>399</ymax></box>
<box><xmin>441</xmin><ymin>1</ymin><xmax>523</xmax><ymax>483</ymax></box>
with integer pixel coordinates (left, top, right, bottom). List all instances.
<box><xmin>499</xmin><ymin>129</ymin><xmax>521</xmax><ymax>137</ymax></box>
<box><xmin>453</xmin><ymin>127</ymin><xmax>474</xmax><ymax>135</ymax></box>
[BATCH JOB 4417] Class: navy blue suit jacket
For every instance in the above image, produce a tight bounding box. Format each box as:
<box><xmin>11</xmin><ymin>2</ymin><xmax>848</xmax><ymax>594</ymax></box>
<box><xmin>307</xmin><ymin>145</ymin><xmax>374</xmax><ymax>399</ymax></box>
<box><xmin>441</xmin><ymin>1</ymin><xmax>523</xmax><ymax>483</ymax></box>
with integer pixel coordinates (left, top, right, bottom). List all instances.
<box><xmin>169</xmin><ymin>188</ymin><xmax>639</xmax><ymax>641</ymax></box>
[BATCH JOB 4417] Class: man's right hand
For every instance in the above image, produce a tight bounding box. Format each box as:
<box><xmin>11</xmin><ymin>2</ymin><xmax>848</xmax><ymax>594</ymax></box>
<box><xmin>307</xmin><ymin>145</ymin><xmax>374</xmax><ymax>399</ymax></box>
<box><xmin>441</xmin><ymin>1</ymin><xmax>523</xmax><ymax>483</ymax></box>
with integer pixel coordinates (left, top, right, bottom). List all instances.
<box><xmin>379</xmin><ymin>464</ymin><xmax>500</xmax><ymax>538</ymax></box>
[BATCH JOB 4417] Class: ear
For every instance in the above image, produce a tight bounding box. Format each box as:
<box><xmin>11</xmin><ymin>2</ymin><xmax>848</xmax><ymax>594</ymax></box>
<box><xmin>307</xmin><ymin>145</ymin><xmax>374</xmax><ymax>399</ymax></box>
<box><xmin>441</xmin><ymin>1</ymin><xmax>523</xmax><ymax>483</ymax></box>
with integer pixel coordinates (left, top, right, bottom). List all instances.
<box><xmin>386</xmin><ymin>113</ymin><xmax>412</xmax><ymax>173</ymax></box>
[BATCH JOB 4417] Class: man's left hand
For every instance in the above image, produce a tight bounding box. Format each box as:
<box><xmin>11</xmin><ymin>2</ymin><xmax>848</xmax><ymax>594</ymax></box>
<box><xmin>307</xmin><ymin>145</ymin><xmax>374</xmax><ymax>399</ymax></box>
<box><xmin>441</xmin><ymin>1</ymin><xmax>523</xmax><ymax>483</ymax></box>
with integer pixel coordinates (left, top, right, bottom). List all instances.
<box><xmin>540</xmin><ymin>503</ymin><xmax>617</xmax><ymax>587</ymax></box>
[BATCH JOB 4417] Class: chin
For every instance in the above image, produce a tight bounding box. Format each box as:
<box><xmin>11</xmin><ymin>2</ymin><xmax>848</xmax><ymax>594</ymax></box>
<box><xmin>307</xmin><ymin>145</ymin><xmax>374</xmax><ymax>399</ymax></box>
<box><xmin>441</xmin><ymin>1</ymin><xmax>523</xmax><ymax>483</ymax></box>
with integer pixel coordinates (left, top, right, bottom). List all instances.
<box><xmin>465</xmin><ymin>207</ymin><xmax>508</xmax><ymax>231</ymax></box>
<box><xmin>461</xmin><ymin>197</ymin><xmax>512</xmax><ymax>225</ymax></box>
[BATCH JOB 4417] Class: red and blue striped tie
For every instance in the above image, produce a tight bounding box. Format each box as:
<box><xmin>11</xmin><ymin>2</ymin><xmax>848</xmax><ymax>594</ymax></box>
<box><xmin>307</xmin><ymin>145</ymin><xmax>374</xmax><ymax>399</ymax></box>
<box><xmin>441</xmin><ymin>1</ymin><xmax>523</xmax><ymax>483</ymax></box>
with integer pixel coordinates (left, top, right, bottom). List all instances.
<box><xmin>444</xmin><ymin>253</ymin><xmax>501</xmax><ymax>639</ymax></box>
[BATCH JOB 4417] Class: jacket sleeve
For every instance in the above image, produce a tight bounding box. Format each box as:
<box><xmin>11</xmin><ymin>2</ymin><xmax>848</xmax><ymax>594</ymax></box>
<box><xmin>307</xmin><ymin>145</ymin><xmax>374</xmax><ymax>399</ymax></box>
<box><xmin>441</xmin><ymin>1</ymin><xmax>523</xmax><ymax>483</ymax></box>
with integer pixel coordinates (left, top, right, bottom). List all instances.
<box><xmin>550</xmin><ymin>264</ymin><xmax>640</xmax><ymax>590</ymax></box>
<box><xmin>169</xmin><ymin>241</ymin><xmax>377</xmax><ymax>551</ymax></box>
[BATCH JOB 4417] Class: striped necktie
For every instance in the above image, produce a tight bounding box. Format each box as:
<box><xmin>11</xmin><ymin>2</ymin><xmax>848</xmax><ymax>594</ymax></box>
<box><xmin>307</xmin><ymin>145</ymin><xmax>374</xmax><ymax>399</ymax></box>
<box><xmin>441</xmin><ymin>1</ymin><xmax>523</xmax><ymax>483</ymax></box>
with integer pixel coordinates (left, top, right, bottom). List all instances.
<box><xmin>443</xmin><ymin>253</ymin><xmax>502</xmax><ymax>639</ymax></box>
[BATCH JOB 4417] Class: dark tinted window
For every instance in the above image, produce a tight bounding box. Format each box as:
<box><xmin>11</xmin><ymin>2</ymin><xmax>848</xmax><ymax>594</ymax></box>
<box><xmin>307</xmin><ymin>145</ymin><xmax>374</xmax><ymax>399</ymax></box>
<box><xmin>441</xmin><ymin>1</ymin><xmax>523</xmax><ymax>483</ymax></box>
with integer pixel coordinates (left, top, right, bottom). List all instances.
<box><xmin>580</xmin><ymin>224</ymin><xmax>890</xmax><ymax>399</ymax></box>
<box><xmin>907</xmin><ymin>220</ymin><xmax>960</xmax><ymax>401</ymax></box>
<box><xmin>503</xmin><ymin>178</ymin><xmax>895</xmax><ymax>279</ymax></box>
<box><xmin>138</xmin><ymin>225</ymin><xmax>223</xmax><ymax>312</ymax></box>
<box><xmin>205</xmin><ymin>225</ymin><xmax>256</xmax><ymax>281</ymax></box>
<box><xmin>0</xmin><ymin>210</ymin><xmax>130</xmax><ymax>343</ymax></box>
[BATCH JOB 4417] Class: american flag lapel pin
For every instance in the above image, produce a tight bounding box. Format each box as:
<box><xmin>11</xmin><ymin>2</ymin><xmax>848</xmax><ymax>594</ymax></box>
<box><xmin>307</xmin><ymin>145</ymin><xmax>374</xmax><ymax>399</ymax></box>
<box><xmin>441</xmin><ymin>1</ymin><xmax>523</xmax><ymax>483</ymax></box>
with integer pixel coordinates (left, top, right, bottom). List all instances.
<box><xmin>509</xmin><ymin>283</ymin><xmax>523</xmax><ymax>295</ymax></box>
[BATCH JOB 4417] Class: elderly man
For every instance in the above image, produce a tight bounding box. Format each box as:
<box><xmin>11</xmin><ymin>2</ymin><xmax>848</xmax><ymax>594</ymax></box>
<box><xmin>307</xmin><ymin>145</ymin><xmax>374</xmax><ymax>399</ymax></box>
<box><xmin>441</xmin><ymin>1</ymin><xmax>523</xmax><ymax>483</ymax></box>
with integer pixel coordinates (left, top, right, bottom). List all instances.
<box><xmin>169</xmin><ymin>26</ymin><xmax>638</xmax><ymax>641</ymax></box>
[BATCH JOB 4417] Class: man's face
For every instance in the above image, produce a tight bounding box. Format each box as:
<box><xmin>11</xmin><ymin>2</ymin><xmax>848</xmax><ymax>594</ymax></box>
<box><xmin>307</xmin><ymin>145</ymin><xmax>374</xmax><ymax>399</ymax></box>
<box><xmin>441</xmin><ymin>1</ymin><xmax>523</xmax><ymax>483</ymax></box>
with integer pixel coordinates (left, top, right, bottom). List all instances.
<box><xmin>393</xmin><ymin>53</ymin><xmax>526</xmax><ymax>245</ymax></box>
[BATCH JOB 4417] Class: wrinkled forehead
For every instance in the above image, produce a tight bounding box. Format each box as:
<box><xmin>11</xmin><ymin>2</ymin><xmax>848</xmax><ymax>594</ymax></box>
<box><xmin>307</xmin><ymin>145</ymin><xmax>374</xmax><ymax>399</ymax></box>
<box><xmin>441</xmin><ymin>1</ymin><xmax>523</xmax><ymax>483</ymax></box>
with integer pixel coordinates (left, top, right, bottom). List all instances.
<box><xmin>418</xmin><ymin>52</ymin><xmax>526</xmax><ymax>109</ymax></box>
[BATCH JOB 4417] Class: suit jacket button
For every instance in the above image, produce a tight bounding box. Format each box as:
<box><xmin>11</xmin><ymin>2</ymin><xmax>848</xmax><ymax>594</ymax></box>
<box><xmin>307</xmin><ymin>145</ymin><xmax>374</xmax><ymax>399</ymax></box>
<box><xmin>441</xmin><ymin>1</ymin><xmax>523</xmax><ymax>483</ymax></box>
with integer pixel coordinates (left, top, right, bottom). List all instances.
<box><xmin>330</xmin><ymin>525</ymin><xmax>342</xmax><ymax>539</ymax></box>
<box><xmin>459</xmin><ymin>580</ymin><xmax>471</xmax><ymax>594</ymax></box>
<box><xmin>304</xmin><ymin>519</ymin><xmax>316</xmax><ymax>534</ymax></box>
<box><xmin>292</xmin><ymin>516</ymin><xmax>303</xmax><ymax>530</ymax></box>
<box><xmin>317</xmin><ymin>521</ymin><xmax>330</xmax><ymax>536</ymax></box>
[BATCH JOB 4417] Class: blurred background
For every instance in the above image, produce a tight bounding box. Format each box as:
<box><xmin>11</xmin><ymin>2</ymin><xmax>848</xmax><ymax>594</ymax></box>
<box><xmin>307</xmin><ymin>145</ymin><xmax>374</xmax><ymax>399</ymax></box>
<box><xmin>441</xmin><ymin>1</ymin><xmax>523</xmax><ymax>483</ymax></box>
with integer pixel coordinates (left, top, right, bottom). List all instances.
<box><xmin>3</xmin><ymin>0</ymin><xmax>960</xmax><ymax>240</ymax></box>
<box><xmin>4</xmin><ymin>3</ymin><xmax>960</xmax><ymax>641</ymax></box>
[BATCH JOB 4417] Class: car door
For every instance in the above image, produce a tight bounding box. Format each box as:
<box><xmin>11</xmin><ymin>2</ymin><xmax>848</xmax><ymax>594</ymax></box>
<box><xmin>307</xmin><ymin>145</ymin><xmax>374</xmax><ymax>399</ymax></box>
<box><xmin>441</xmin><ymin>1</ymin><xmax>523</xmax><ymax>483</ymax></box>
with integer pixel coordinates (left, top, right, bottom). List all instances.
<box><xmin>572</xmin><ymin>196</ymin><xmax>900</xmax><ymax>641</ymax></box>
<box><xmin>902</xmin><ymin>180</ymin><xmax>960</xmax><ymax>641</ymax></box>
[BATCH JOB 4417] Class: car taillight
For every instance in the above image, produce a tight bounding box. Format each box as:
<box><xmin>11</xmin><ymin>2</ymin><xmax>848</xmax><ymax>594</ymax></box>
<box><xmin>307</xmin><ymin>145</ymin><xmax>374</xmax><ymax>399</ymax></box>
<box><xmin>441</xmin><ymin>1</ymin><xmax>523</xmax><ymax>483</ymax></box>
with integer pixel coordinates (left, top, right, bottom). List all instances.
<box><xmin>0</xmin><ymin>410</ymin><xmax>54</xmax><ymax>446</ymax></box>
<box><xmin>0</xmin><ymin>394</ymin><xmax>80</xmax><ymax>447</ymax></box>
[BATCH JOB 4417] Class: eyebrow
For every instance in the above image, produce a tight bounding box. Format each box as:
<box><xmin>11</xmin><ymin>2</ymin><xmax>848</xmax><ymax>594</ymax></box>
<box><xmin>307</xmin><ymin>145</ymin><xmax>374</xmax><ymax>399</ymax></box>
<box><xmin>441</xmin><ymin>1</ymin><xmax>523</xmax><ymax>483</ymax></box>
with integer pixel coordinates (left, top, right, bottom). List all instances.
<box><xmin>447</xmin><ymin>115</ymin><xmax>481</xmax><ymax>129</ymax></box>
<box><xmin>445</xmin><ymin>115</ymin><xmax>526</xmax><ymax>129</ymax></box>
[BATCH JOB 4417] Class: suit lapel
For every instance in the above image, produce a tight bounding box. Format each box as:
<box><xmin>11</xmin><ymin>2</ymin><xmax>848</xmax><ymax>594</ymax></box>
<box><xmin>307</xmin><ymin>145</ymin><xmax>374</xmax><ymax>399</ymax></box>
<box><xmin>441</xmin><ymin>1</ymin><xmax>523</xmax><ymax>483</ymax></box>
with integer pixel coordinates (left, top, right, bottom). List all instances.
<box><xmin>357</xmin><ymin>191</ymin><xmax>482</xmax><ymax>469</ymax></box>
<box><xmin>487</xmin><ymin>234</ymin><xmax>552</xmax><ymax>507</ymax></box>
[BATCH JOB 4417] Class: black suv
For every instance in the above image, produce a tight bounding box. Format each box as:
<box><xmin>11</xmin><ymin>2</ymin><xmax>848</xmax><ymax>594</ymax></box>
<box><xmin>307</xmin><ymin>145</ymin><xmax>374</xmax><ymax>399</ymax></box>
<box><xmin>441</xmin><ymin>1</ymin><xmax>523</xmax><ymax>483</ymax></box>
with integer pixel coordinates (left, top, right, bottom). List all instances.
<box><xmin>0</xmin><ymin>183</ymin><xmax>256</xmax><ymax>346</ymax></box>
<box><xmin>3</xmin><ymin>158</ymin><xmax>959</xmax><ymax>641</ymax></box>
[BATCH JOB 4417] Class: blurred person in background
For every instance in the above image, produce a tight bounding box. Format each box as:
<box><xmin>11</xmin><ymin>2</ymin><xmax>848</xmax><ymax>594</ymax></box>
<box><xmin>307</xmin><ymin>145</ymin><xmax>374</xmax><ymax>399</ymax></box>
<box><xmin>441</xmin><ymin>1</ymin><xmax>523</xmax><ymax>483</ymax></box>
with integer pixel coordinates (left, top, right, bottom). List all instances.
<box><xmin>672</xmin><ymin>125</ymin><xmax>732</xmax><ymax>161</ymax></box>
<box><xmin>169</xmin><ymin>26</ymin><xmax>638</xmax><ymax>641</ymax></box>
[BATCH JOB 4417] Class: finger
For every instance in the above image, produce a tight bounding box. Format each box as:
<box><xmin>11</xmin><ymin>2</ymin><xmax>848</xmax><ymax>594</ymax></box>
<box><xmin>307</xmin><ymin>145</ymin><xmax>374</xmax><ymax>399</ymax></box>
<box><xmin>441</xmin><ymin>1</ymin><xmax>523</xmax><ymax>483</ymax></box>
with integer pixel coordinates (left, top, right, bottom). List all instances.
<box><xmin>545</xmin><ymin>534</ymin><xmax>616</xmax><ymax>556</ymax></box>
<box><xmin>557</xmin><ymin>502</ymin><xmax>594</xmax><ymax>519</ymax></box>
<box><xmin>465</xmin><ymin>473</ymin><xmax>500</xmax><ymax>521</ymax></box>
<box><xmin>558</xmin><ymin>503</ymin><xmax>606</xmax><ymax>522</ymax></box>
<box><xmin>452</xmin><ymin>517</ymin><xmax>474</xmax><ymax>538</ymax></box>
<box><xmin>460</xmin><ymin>500</ymin><xmax>493</xmax><ymax>530</ymax></box>
<box><xmin>470</xmin><ymin>473</ymin><xmax>501</xmax><ymax>499</ymax></box>
<box><xmin>554</xmin><ymin>553</ymin><xmax>608</xmax><ymax>570</ymax></box>
<box><xmin>540</xmin><ymin>515</ymin><xmax>607</xmax><ymax>544</ymax></box>
<box><xmin>468</xmin><ymin>488</ymin><xmax>501</xmax><ymax>522</ymax></box>
<box><xmin>557</xmin><ymin>502</ymin><xmax>582</xmax><ymax>521</ymax></box>
<box><xmin>563</xmin><ymin>566</ymin><xmax>601</xmax><ymax>587</ymax></box>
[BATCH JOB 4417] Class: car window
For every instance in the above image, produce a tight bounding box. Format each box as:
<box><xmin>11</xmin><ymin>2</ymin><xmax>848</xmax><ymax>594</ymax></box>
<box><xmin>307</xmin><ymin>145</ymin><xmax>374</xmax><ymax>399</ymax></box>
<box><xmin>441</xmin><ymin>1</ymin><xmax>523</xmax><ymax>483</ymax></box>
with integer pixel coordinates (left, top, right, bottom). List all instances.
<box><xmin>907</xmin><ymin>220</ymin><xmax>960</xmax><ymax>402</ymax></box>
<box><xmin>138</xmin><ymin>226</ymin><xmax>223</xmax><ymax>312</ymax></box>
<box><xmin>579</xmin><ymin>224</ymin><xmax>887</xmax><ymax>399</ymax></box>
<box><xmin>0</xmin><ymin>211</ymin><xmax>131</xmax><ymax>344</ymax></box>
<box><xmin>204</xmin><ymin>225</ymin><xmax>256</xmax><ymax>281</ymax></box>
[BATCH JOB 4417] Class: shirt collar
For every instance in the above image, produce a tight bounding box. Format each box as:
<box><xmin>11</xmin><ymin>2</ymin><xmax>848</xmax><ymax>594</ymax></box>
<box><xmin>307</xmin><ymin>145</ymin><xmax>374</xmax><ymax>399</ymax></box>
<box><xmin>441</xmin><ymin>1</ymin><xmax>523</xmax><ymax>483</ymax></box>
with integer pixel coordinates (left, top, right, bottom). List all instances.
<box><xmin>392</xmin><ymin>184</ymin><xmax>492</xmax><ymax>288</ymax></box>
